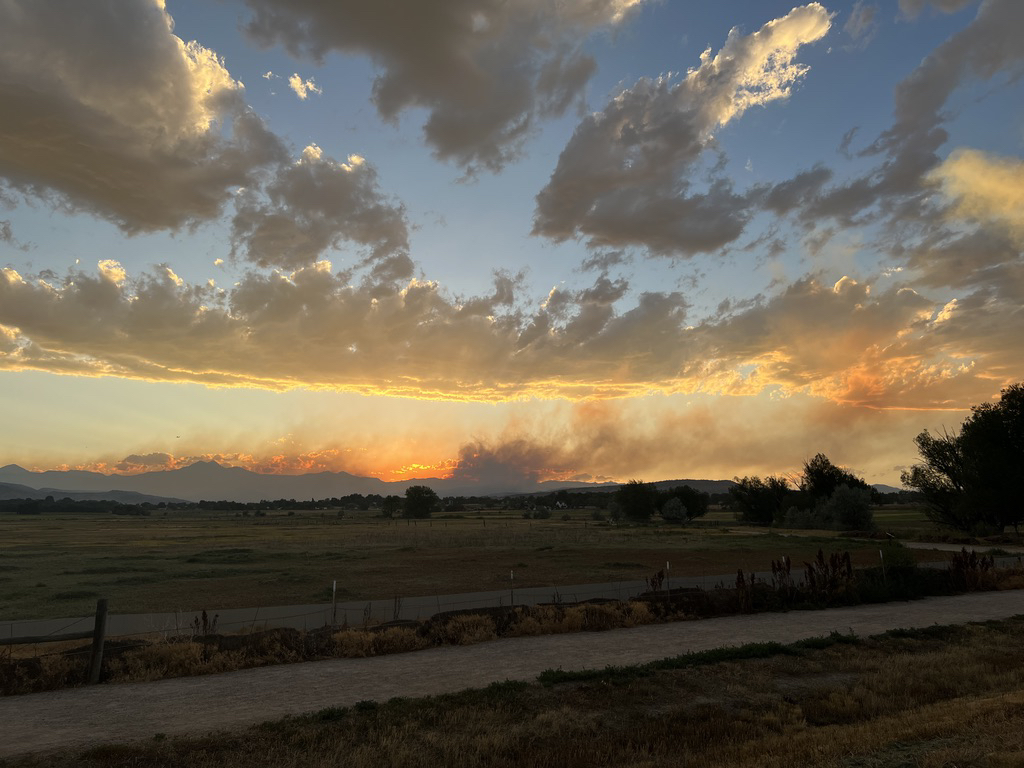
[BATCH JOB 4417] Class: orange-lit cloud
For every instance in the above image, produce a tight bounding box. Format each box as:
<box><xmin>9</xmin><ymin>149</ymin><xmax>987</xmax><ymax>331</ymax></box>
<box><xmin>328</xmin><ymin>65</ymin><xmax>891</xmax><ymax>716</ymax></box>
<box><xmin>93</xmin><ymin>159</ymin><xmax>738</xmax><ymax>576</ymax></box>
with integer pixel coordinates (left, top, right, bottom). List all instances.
<box><xmin>932</xmin><ymin>149</ymin><xmax>1024</xmax><ymax>239</ymax></box>
<box><xmin>38</xmin><ymin>389</ymin><xmax>963</xmax><ymax>487</ymax></box>
<box><xmin>1</xmin><ymin>259</ymin><xmax>1020</xmax><ymax>412</ymax></box>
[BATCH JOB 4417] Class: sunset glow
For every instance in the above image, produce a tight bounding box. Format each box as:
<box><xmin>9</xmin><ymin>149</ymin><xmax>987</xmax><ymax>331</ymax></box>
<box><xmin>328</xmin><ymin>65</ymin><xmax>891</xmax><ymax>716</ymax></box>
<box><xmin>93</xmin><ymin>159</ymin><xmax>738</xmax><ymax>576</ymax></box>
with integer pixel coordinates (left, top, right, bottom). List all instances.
<box><xmin>1</xmin><ymin>0</ymin><xmax>1022</xmax><ymax>489</ymax></box>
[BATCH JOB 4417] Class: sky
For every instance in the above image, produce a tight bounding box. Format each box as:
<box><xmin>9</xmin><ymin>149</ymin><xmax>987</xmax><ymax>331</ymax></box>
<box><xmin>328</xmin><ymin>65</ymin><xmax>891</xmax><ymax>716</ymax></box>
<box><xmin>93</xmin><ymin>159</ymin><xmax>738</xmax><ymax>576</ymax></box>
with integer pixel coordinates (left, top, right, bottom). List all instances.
<box><xmin>1</xmin><ymin>0</ymin><xmax>1022</xmax><ymax>489</ymax></box>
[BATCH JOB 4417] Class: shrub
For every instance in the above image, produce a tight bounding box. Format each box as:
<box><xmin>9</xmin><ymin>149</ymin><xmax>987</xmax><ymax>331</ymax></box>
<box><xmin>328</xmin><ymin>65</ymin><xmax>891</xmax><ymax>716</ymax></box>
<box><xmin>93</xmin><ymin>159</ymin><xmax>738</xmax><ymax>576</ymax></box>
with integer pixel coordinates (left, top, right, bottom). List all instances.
<box><xmin>781</xmin><ymin>506</ymin><xmax>830</xmax><ymax>530</ymax></box>
<box><xmin>427</xmin><ymin>615</ymin><xmax>497</xmax><ymax>646</ymax></box>
<box><xmin>731</xmin><ymin>475</ymin><xmax>789</xmax><ymax>525</ymax></box>
<box><xmin>818</xmin><ymin>484</ymin><xmax>874</xmax><ymax>531</ymax></box>
<box><xmin>660</xmin><ymin>497</ymin><xmax>687</xmax><ymax>522</ymax></box>
<box><xmin>332</xmin><ymin>627</ymin><xmax>429</xmax><ymax>657</ymax></box>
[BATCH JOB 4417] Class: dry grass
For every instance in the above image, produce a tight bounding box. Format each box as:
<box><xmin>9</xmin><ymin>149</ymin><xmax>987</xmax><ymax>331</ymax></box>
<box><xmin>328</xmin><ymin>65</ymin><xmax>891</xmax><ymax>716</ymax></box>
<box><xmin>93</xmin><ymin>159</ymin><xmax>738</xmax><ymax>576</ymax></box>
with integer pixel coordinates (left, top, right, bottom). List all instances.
<box><xmin>1</xmin><ymin>601</ymin><xmax>662</xmax><ymax>694</ymax></box>
<box><xmin>0</xmin><ymin>508</ymin><xmax>953</xmax><ymax>620</ymax></box>
<box><xmin>7</xmin><ymin>618</ymin><xmax>1024</xmax><ymax>767</ymax></box>
<box><xmin>8</xmin><ymin>556</ymin><xmax>1021</xmax><ymax>696</ymax></box>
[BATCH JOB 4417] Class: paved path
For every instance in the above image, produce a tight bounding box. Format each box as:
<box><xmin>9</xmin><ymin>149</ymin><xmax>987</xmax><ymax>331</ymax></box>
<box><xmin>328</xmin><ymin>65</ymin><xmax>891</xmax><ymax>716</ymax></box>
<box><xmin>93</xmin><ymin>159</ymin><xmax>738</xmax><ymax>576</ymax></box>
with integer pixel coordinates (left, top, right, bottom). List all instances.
<box><xmin>901</xmin><ymin>540</ymin><xmax>1024</xmax><ymax>555</ymax></box>
<box><xmin>2</xmin><ymin>590</ymin><xmax>1023</xmax><ymax>759</ymax></box>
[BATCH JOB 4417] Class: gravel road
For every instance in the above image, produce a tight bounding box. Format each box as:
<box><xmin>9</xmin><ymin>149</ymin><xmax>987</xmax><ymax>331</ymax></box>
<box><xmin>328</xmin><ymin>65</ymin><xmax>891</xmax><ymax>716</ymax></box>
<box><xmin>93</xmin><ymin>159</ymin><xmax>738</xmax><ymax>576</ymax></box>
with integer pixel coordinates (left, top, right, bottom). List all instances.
<box><xmin>2</xmin><ymin>590</ymin><xmax>1022</xmax><ymax>759</ymax></box>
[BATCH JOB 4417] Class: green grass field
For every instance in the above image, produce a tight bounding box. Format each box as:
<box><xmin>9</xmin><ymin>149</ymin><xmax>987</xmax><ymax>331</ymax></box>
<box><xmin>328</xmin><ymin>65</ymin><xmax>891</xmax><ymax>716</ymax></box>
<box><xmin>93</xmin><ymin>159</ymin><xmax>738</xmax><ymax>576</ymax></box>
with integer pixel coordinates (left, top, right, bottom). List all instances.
<box><xmin>0</xmin><ymin>506</ymin><xmax>948</xmax><ymax>620</ymax></box>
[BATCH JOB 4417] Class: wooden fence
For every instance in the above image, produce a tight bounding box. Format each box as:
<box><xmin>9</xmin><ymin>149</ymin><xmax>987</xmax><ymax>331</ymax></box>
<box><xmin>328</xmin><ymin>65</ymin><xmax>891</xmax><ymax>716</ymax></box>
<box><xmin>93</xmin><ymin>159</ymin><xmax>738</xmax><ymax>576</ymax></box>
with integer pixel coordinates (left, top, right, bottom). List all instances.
<box><xmin>2</xmin><ymin>598</ymin><xmax>108</xmax><ymax>684</ymax></box>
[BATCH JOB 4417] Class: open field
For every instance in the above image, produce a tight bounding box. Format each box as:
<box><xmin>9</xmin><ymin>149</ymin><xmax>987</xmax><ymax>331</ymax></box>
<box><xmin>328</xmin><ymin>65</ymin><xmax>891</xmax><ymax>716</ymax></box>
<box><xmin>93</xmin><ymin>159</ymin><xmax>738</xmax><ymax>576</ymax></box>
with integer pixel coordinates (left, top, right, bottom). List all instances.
<box><xmin>5</xmin><ymin>617</ymin><xmax>1023</xmax><ymax>767</ymax></box>
<box><xmin>0</xmin><ymin>508</ymin><xmax>954</xmax><ymax>620</ymax></box>
<box><xmin>699</xmin><ymin>504</ymin><xmax>942</xmax><ymax>535</ymax></box>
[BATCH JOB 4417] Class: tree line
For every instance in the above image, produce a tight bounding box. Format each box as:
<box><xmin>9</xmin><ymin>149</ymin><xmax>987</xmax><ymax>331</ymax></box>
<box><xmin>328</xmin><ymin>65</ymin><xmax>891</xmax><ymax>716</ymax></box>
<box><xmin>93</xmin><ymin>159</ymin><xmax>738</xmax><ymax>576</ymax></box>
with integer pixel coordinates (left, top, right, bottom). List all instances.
<box><xmin>728</xmin><ymin>453</ymin><xmax>876</xmax><ymax>530</ymax></box>
<box><xmin>727</xmin><ymin>382</ymin><xmax>1024</xmax><ymax>536</ymax></box>
<box><xmin>7</xmin><ymin>384</ymin><xmax>1020</xmax><ymax>534</ymax></box>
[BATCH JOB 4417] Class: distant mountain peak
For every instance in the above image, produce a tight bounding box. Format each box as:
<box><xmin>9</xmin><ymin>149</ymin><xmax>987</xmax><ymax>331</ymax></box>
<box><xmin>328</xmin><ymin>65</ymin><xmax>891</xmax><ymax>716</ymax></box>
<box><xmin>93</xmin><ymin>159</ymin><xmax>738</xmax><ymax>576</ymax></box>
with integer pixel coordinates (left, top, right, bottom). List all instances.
<box><xmin>177</xmin><ymin>460</ymin><xmax>229</xmax><ymax>473</ymax></box>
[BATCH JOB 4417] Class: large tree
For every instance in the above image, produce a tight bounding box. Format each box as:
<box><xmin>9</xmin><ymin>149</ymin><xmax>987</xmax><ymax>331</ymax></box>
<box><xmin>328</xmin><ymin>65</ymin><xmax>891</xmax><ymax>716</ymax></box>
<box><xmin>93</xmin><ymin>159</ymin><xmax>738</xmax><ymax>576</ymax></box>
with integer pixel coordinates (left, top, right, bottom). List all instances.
<box><xmin>659</xmin><ymin>484</ymin><xmax>710</xmax><ymax>523</ymax></box>
<box><xmin>403</xmin><ymin>485</ymin><xmax>440</xmax><ymax>519</ymax></box>
<box><xmin>800</xmin><ymin>453</ymin><xmax>873</xmax><ymax>505</ymax></box>
<box><xmin>730</xmin><ymin>475</ymin><xmax>790</xmax><ymax>526</ymax></box>
<box><xmin>903</xmin><ymin>383</ymin><xmax>1024</xmax><ymax>534</ymax></box>
<box><xmin>615</xmin><ymin>479</ymin><xmax>658</xmax><ymax>522</ymax></box>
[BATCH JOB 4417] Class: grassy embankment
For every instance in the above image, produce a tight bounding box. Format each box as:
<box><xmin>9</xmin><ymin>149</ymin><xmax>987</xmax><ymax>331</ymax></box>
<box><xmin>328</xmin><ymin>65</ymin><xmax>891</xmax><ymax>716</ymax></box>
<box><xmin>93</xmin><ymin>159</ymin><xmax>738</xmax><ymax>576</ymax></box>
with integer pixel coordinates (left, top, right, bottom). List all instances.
<box><xmin>5</xmin><ymin>618</ymin><xmax>1024</xmax><ymax>767</ymax></box>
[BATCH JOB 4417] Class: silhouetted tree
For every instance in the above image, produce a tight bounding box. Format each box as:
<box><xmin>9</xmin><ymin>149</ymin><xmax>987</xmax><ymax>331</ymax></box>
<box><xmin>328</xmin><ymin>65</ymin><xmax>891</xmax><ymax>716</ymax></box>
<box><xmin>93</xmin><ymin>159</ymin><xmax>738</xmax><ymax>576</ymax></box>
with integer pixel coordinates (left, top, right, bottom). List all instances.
<box><xmin>800</xmin><ymin>453</ymin><xmax>874</xmax><ymax>505</ymax></box>
<box><xmin>381</xmin><ymin>495</ymin><xmax>402</xmax><ymax>518</ymax></box>
<box><xmin>403</xmin><ymin>485</ymin><xmax>440</xmax><ymax>519</ymax></box>
<box><xmin>817</xmin><ymin>484</ymin><xmax>874</xmax><ymax>531</ymax></box>
<box><xmin>659</xmin><ymin>485</ymin><xmax>710</xmax><ymax>522</ymax></box>
<box><xmin>730</xmin><ymin>475</ymin><xmax>789</xmax><ymax>525</ymax></box>
<box><xmin>903</xmin><ymin>383</ymin><xmax>1024</xmax><ymax>534</ymax></box>
<box><xmin>660</xmin><ymin>496</ymin><xmax>686</xmax><ymax>521</ymax></box>
<box><xmin>615</xmin><ymin>480</ymin><xmax>657</xmax><ymax>521</ymax></box>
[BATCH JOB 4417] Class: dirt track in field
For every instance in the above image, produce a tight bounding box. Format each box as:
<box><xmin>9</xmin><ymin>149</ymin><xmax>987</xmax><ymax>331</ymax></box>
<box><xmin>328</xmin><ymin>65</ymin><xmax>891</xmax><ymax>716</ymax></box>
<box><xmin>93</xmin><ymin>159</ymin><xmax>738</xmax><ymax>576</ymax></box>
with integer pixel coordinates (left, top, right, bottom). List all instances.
<box><xmin>2</xmin><ymin>590</ymin><xmax>1022</xmax><ymax>759</ymax></box>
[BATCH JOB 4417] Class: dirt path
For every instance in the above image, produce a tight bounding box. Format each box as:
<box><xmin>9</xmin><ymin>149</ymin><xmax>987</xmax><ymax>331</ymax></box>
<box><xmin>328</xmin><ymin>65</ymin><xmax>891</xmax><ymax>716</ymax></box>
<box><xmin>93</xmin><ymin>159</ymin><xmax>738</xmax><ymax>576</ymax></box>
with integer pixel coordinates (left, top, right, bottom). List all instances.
<box><xmin>3</xmin><ymin>590</ymin><xmax>1023</xmax><ymax>759</ymax></box>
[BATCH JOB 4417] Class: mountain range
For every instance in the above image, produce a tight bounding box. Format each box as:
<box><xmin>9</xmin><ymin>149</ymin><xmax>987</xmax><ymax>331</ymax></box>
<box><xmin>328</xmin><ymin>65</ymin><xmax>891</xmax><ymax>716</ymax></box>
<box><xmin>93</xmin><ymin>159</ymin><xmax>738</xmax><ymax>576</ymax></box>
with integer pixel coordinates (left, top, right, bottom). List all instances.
<box><xmin>0</xmin><ymin>463</ymin><xmax>907</xmax><ymax>504</ymax></box>
<box><xmin>0</xmin><ymin>462</ymin><xmax>726</xmax><ymax>503</ymax></box>
<box><xmin>0</xmin><ymin>481</ymin><xmax>185</xmax><ymax>505</ymax></box>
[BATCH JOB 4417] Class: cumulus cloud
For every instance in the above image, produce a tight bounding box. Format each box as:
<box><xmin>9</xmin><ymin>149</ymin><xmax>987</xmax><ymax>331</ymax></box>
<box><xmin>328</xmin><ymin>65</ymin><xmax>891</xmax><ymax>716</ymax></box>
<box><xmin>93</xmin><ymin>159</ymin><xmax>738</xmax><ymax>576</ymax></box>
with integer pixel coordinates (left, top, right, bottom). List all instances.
<box><xmin>1</xmin><ymin>255</ymin><xmax>1018</xmax><ymax>411</ymax></box>
<box><xmin>533</xmin><ymin>3</ymin><xmax>832</xmax><ymax>255</ymax></box>
<box><xmin>930</xmin><ymin>148</ymin><xmax>1024</xmax><ymax>237</ymax></box>
<box><xmin>288</xmin><ymin>73</ymin><xmax>322</xmax><ymax>99</ymax></box>
<box><xmin>802</xmin><ymin>0</ymin><xmax>1024</xmax><ymax>225</ymax></box>
<box><xmin>759</xmin><ymin>165</ymin><xmax>834</xmax><ymax>215</ymax></box>
<box><xmin>0</xmin><ymin>0</ymin><xmax>287</xmax><ymax>232</ymax></box>
<box><xmin>240</xmin><ymin>0</ymin><xmax>645</xmax><ymax>173</ymax></box>
<box><xmin>231</xmin><ymin>145</ymin><xmax>410</xmax><ymax>271</ymax></box>
<box><xmin>115</xmin><ymin>452</ymin><xmax>175</xmax><ymax>472</ymax></box>
<box><xmin>901</xmin><ymin>228</ymin><xmax>1022</xmax><ymax>295</ymax></box>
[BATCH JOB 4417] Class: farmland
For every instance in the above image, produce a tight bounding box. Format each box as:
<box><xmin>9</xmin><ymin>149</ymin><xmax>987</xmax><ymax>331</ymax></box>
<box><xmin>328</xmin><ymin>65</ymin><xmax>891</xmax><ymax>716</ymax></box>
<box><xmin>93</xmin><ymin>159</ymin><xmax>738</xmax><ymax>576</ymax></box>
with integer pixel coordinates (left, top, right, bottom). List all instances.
<box><xmin>1</xmin><ymin>506</ymin><xmax>950</xmax><ymax>620</ymax></box>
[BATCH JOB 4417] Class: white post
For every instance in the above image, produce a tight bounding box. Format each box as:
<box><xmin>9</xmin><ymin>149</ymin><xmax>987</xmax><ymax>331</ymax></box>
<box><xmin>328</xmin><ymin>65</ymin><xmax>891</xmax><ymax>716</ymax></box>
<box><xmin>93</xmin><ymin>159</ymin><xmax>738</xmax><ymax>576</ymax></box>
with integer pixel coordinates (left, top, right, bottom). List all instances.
<box><xmin>332</xmin><ymin>580</ymin><xmax>338</xmax><ymax>625</ymax></box>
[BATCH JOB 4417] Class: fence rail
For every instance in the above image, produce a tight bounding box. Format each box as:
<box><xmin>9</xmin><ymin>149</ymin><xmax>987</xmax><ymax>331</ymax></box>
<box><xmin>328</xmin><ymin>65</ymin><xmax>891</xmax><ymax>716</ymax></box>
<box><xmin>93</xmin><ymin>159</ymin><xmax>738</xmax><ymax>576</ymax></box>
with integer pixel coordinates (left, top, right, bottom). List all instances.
<box><xmin>0</xmin><ymin>630</ymin><xmax>94</xmax><ymax>647</ymax></box>
<box><xmin>3</xmin><ymin>599</ymin><xmax>108</xmax><ymax>684</ymax></box>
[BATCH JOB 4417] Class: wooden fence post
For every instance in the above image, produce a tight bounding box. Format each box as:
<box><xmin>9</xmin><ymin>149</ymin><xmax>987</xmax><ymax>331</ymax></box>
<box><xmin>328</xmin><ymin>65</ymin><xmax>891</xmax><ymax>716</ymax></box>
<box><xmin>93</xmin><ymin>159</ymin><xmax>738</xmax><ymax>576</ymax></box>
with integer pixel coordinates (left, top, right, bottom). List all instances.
<box><xmin>87</xmin><ymin>598</ymin><xmax>108</xmax><ymax>685</ymax></box>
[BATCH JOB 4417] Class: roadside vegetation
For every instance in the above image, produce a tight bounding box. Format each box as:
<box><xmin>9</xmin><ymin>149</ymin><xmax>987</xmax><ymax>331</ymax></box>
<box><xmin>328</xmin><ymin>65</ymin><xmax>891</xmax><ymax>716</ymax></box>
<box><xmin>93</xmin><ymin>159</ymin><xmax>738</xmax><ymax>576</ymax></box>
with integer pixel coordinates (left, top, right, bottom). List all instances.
<box><xmin>5</xmin><ymin>545</ymin><xmax>1021</xmax><ymax>696</ymax></box>
<box><xmin>6</xmin><ymin>618</ymin><xmax>1024</xmax><ymax>768</ymax></box>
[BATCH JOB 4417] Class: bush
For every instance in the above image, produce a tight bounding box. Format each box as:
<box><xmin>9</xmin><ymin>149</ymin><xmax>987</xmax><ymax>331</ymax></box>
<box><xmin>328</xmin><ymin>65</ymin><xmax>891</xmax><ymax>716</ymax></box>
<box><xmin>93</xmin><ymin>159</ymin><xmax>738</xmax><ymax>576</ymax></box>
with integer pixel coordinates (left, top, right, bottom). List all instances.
<box><xmin>818</xmin><ymin>485</ymin><xmax>874</xmax><ymax>531</ymax></box>
<box><xmin>661</xmin><ymin>497</ymin><xmax>687</xmax><ymax>522</ymax></box>
<box><xmin>780</xmin><ymin>486</ymin><xmax>874</xmax><ymax>531</ymax></box>
<box><xmin>731</xmin><ymin>475</ymin><xmax>789</xmax><ymax>525</ymax></box>
<box><xmin>781</xmin><ymin>506</ymin><xmax>830</xmax><ymax>530</ymax></box>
